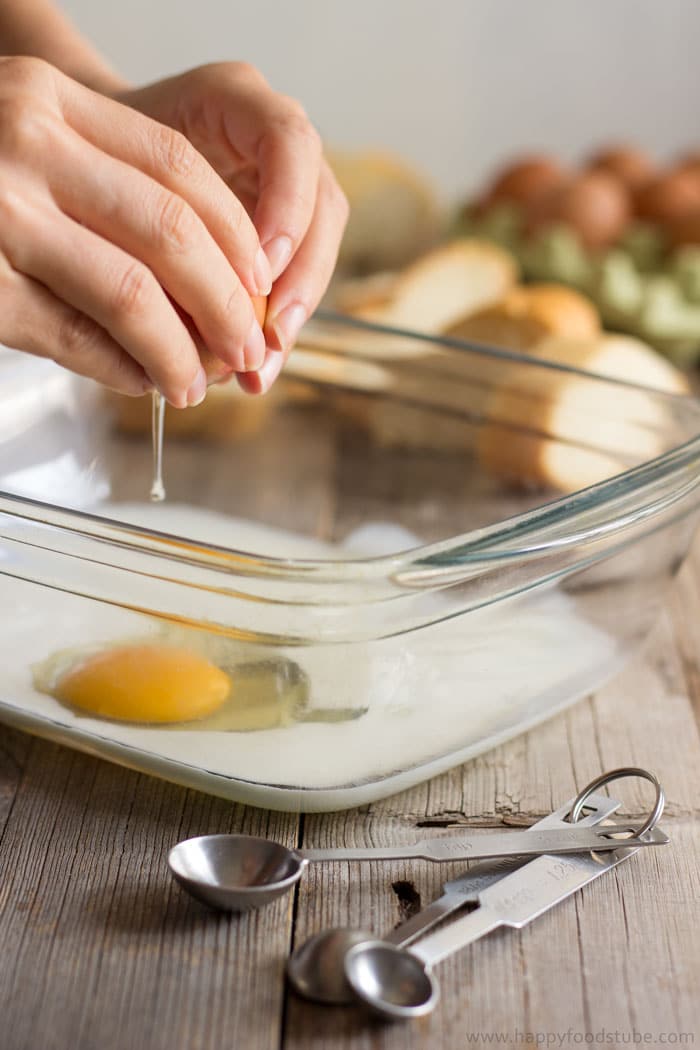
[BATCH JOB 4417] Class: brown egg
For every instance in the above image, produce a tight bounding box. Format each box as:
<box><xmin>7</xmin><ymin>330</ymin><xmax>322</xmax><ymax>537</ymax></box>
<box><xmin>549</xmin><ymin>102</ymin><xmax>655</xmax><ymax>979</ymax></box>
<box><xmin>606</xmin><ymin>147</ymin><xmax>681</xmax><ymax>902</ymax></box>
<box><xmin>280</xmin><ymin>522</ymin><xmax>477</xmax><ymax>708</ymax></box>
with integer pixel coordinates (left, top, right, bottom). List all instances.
<box><xmin>481</xmin><ymin>155</ymin><xmax>566</xmax><ymax>210</ymax></box>
<box><xmin>674</xmin><ymin>150</ymin><xmax>700</xmax><ymax>178</ymax></box>
<box><xmin>634</xmin><ymin>169</ymin><xmax>700</xmax><ymax>223</ymax></box>
<box><xmin>526</xmin><ymin>171</ymin><xmax>631</xmax><ymax>249</ymax></box>
<box><xmin>666</xmin><ymin>208</ymin><xmax>700</xmax><ymax>248</ymax></box>
<box><xmin>252</xmin><ymin>295</ymin><xmax>268</xmax><ymax>327</ymax></box>
<box><xmin>586</xmin><ymin>145</ymin><xmax>654</xmax><ymax>190</ymax></box>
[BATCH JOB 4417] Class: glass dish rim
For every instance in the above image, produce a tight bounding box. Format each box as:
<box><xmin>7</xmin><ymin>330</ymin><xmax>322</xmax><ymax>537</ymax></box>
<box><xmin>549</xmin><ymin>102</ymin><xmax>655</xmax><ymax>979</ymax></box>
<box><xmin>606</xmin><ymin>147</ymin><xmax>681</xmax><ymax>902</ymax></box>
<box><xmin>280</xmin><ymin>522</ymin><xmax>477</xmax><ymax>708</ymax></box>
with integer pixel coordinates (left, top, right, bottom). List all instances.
<box><xmin>2</xmin><ymin>312</ymin><xmax>700</xmax><ymax>586</ymax></box>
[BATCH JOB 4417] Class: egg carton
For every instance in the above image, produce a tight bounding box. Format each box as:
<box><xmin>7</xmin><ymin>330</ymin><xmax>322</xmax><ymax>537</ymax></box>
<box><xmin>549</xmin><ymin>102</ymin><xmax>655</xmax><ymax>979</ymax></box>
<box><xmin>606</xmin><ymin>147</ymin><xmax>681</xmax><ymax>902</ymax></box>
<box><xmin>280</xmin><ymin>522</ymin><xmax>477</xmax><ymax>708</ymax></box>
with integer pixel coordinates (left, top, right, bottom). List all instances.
<box><xmin>457</xmin><ymin>204</ymin><xmax>700</xmax><ymax>366</ymax></box>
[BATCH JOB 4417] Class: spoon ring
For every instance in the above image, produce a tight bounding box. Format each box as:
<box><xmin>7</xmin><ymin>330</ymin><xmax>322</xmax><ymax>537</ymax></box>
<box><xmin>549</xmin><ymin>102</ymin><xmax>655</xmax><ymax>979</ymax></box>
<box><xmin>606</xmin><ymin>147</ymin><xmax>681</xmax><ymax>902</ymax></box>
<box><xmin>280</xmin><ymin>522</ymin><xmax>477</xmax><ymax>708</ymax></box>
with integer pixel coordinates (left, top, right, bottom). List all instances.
<box><xmin>569</xmin><ymin>766</ymin><xmax>664</xmax><ymax>838</ymax></box>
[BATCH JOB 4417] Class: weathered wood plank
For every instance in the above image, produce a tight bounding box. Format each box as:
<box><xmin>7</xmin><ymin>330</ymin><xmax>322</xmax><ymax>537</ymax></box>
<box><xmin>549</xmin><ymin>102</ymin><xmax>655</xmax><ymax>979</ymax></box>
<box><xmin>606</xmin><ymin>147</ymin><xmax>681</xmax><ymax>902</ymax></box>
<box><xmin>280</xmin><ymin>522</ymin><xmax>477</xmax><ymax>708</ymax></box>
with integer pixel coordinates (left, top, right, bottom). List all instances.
<box><xmin>283</xmin><ymin>817</ymin><xmax>699</xmax><ymax>1049</ymax></box>
<box><xmin>1</xmin><ymin>394</ymin><xmax>699</xmax><ymax>1050</ymax></box>
<box><xmin>0</xmin><ymin>739</ymin><xmax>298</xmax><ymax>1050</ymax></box>
<box><xmin>0</xmin><ymin>725</ymin><xmax>31</xmax><ymax>838</ymax></box>
<box><xmin>284</xmin><ymin>595</ymin><xmax>700</xmax><ymax>1048</ymax></box>
<box><xmin>667</xmin><ymin>540</ymin><xmax>700</xmax><ymax>730</ymax></box>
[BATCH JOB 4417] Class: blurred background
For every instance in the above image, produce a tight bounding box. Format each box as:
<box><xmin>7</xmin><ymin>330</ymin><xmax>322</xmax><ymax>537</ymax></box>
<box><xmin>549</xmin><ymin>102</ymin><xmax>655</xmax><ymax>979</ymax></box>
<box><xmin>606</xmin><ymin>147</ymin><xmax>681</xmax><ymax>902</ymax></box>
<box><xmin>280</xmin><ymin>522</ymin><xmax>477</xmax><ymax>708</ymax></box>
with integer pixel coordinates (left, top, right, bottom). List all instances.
<box><xmin>59</xmin><ymin>0</ymin><xmax>699</xmax><ymax>200</ymax></box>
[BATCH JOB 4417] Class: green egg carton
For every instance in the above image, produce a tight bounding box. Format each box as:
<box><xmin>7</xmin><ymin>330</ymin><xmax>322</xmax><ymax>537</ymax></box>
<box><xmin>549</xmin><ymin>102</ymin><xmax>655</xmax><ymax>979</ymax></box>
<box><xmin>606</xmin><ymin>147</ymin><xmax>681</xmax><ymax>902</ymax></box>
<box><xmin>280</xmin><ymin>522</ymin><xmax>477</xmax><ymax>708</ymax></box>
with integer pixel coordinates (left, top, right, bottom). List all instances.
<box><xmin>456</xmin><ymin>204</ymin><xmax>700</xmax><ymax>367</ymax></box>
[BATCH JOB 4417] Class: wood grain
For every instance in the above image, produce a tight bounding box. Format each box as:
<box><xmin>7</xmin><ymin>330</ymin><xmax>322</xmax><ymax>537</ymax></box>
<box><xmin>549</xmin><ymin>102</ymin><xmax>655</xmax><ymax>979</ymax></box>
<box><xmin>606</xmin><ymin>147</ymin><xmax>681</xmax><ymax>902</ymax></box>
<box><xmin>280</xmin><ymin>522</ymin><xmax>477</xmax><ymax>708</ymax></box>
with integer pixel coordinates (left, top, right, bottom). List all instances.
<box><xmin>284</xmin><ymin>590</ymin><xmax>700</xmax><ymax>1049</ymax></box>
<box><xmin>0</xmin><ymin>404</ymin><xmax>699</xmax><ymax>1049</ymax></box>
<box><xmin>0</xmin><ymin>745</ymin><xmax>298</xmax><ymax>1050</ymax></box>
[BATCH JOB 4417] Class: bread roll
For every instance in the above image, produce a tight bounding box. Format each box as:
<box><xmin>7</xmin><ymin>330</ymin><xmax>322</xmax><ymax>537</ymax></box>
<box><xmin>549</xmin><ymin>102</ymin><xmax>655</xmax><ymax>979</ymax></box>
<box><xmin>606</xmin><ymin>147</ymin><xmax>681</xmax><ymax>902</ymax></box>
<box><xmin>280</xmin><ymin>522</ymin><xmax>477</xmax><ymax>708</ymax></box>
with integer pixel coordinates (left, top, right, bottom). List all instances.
<box><xmin>477</xmin><ymin>334</ymin><xmax>689</xmax><ymax>491</ymax></box>
<box><xmin>328</xmin><ymin>149</ymin><xmax>439</xmax><ymax>274</ymax></box>
<box><xmin>352</xmin><ymin>239</ymin><xmax>518</xmax><ymax>332</ymax></box>
<box><xmin>332</xmin><ymin>271</ymin><xmax>399</xmax><ymax>315</ymax></box>
<box><xmin>445</xmin><ymin>284</ymin><xmax>600</xmax><ymax>351</ymax></box>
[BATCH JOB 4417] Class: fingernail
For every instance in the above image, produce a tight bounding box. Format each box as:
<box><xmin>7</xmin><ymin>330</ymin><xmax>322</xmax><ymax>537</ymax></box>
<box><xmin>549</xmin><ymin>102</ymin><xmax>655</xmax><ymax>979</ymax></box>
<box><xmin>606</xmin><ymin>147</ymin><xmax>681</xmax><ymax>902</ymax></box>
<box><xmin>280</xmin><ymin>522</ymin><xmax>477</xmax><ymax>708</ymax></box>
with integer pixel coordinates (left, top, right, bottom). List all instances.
<box><xmin>271</xmin><ymin>302</ymin><xmax>306</xmax><ymax>352</ymax></box>
<box><xmin>253</xmin><ymin>247</ymin><xmax>272</xmax><ymax>296</ymax></box>
<box><xmin>243</xmin><ymin>317</ymin><xmax>266</xmax><ymax>370</ymax></box>
<box><xmin>263</xmin><ymin>235</ymin><xmax>293</xmax><ymax>279</ymax></box>
<box><xmin>256</xmin><ymin>349</ymin><xmax>284</xmax><ymax>393</ymax></box>
<box><xmin>186</xmin><ymin>366</ymin><xmax>208</xmax><ymax>407</ymax></box>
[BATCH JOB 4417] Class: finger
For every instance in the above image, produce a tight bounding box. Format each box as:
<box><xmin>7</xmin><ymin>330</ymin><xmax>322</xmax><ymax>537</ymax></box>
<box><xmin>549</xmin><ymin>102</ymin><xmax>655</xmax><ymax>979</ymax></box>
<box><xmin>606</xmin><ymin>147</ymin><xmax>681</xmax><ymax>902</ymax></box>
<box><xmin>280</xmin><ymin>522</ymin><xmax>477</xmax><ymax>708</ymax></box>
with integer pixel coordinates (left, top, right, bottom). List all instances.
<box><xmin>252</xmin><ymin>103</ymin><xmax>323</xmax><ymax>278</ymax></box>
<box><xmin>265</xmin><ymin>162</ymin><xmax>349</xmax><ymax>354</ymax></box>
<box><xmin>55</xmin><ymin>74</ymin><xmax>272</xmax><ymax>297</ymax></box>
<box><xmin>0</xmin><ymin>264</ymin><xmax>150</xmax><ymax>396</ymax></box>
<box><xmin>1</xmin><ymin>193</ymin><xmax>206</xmax><ymax>408</ymax></box>
<box><xmin>47</xmin><ymin>125</ymin><xmax>266</xmax><ymax>372</ymax></box>
<box><xmin>181</xmin><ymin>67</ymin><xmax>323</xmax><ymax>279</ymax></box>
<box><xmin>237</xmin><ymin>164</ymin><xmax>347</xmax><ymax>397</ymax></box>
<box><xmin>236</xmin><ymin>346</ymin><xmax>284</xmax><ymax>396</ymax></box>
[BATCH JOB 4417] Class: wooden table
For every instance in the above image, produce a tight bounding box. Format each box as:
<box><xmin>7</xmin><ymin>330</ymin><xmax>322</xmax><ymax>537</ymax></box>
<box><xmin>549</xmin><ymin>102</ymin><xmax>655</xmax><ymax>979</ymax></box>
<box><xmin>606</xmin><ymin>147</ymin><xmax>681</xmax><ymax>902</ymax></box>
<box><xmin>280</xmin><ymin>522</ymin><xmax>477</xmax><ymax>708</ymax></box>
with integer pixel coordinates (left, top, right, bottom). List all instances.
<box><xmin>1</xmin><ymin>428</ymin><xmax>699</xmax><ymax>1048</ymax></box>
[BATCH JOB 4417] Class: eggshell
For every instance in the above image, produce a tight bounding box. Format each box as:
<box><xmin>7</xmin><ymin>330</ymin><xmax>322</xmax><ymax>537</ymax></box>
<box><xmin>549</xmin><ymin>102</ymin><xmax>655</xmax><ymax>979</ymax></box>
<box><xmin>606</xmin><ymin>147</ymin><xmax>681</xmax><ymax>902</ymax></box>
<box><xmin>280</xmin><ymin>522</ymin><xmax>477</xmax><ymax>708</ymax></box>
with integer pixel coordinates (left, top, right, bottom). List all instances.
<box><xmin>481</xmin><ymin>155</ymin><xmax>566</xmax><ymax>210</ymax></box>
<box><xmin>199</xmin><ymin>294</ymin><xmax>268</xmax><ymax>385</ymax></box>
<box><xmin>666</xmin><ymin>208</ymin><xmax>700</xmax><ymax>247</ymax></box>
<box><xmin>585</xmin><ymin>145</ymin><xmax>654</xmax><ymax>189</ymax></box>
<box><xmin>674</xmin><ymin>150</ymin><xmax>700</xmax><ymax>178</ymax></box>
<box><xmin>526</xmin><ymin>171</ymin><xmax>631</xmax><ymax>249</ymax></box>
<box><xmin>634</xmin><ymin>169</ymin><xmax>700</xmax><ymax>223</ymax></box>
<box><xmin>252</xmin><ymin>295</ymin><xmax>268</xmax><ymax>327</ymax></box>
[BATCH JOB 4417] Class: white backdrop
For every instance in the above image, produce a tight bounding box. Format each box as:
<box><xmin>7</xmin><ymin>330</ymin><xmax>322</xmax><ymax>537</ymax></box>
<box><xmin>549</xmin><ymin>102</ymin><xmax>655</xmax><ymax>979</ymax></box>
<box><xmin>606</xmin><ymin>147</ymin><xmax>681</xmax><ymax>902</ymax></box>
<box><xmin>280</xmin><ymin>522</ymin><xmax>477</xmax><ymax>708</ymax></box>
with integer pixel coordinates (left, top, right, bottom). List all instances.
<box><xmin>59</xmin><ymin>0</ymin><xmax>700</xmax><ymax>200</ymax></box>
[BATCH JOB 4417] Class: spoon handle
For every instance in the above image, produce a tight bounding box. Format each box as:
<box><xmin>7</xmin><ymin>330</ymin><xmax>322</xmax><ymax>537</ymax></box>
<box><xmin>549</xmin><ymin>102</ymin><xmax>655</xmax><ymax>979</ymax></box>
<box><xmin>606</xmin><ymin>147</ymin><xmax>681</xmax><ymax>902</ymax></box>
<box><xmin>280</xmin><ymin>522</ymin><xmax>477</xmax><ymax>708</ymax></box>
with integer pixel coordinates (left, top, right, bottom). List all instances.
<box><xmin>301</xmin><ymin>845</ymin><xmax>425</xmax><ymax>862</ymax></box>
<box><xmin>382</xmin><ymin>792</ymin><xmax>621</xmax><ymax>948</ymax></box>
<box><xmin>412</xmin><ymin>845</ymin><xmax>641</xmax><ymax>969</ymax></box>
<box><xmin>301</xmin><ymin>825</ymin><xmax>666</xmax><ymax>864</ymax></box>
<box><xmin>418</xmin><ymin>825</ymin><xmax>665</xmax><ymax>861</ymax></box>
<box><xmin>383</xmin><ymin>891</ymin><xmax>464</xmax><ymax>947</ymax></box>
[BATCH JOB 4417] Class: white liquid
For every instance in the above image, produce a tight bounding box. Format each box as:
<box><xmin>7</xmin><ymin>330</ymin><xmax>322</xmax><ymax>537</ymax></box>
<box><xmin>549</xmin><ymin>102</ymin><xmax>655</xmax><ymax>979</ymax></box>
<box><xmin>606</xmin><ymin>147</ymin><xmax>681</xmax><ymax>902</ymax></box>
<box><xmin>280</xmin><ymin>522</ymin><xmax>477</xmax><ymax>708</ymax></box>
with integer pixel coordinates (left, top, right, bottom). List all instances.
<box><xmin>0</xmin><ymin>507</ymin><xmax>619</xmax><ymax>804</ymax></box>
<box><xmin>149</xmin><ymin>392</ymin><xmax>166</xmax><ymax>503</ymax></box>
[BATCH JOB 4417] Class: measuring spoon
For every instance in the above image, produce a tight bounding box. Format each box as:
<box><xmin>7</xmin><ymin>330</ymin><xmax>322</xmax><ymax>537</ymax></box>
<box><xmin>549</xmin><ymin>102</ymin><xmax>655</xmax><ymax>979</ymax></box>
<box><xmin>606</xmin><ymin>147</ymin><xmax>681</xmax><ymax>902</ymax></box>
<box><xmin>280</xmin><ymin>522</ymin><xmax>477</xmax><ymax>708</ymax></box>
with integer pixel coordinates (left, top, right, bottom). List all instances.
<box><xmin>286</xmin><ymin>792</ymin><xmax>619</xmax><ymax>1004</ymax></box>
<box><xmin>344</xmin><ymin>840</ymin><xmax>646</xmax><ymax>1021</ymax></box>
<box><xmin>168</xmin><ymin>820</ymin><xmax>666</xmax><ymax>911</ymax></box>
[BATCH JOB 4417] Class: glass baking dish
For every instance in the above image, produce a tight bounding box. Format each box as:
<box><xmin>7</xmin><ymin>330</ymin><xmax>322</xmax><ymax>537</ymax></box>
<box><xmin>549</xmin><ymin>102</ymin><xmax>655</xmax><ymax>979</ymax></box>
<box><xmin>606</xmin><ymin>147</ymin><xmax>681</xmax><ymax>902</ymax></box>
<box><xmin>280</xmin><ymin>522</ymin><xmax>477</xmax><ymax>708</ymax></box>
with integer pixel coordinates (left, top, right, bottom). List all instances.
<box><xmin>1</xmin><ymin>313</ymin><xmax>700</xmax><ymax>811</ymax></box>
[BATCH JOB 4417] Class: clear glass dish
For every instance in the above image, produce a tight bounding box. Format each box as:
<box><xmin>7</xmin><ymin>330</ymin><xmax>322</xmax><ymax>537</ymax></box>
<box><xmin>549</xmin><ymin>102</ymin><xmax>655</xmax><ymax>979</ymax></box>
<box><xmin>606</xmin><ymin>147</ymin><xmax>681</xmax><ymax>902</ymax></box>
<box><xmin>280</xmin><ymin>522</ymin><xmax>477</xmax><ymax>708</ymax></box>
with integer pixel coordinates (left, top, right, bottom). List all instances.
<box><xmin>1</xmin><ymin>313</ymin><xmax>699</xmax><ymax>811</ymax></box>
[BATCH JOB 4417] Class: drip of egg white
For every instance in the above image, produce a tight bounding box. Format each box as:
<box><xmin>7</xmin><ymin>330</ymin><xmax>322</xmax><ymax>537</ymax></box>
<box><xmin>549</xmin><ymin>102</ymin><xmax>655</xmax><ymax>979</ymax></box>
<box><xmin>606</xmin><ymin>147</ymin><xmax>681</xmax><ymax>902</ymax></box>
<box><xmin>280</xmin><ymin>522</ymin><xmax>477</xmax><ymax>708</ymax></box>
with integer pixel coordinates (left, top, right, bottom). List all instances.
<box><xmin>150</xmin><ymin>391</ymin><xmax>166</xmax><ymax>502</ymax></box>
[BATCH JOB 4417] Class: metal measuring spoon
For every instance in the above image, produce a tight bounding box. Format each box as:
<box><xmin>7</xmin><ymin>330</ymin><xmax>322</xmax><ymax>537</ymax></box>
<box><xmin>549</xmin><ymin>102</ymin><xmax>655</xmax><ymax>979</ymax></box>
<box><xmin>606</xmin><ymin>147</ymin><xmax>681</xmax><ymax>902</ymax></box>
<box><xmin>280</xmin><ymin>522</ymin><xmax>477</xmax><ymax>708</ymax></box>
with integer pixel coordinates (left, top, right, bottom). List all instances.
<box><xmin>286</xmin><ymin>793</ymin><xmax>620</xmax><ymax>1004</ymax></box>
<box><xmin>168</xmin><ymin>820</ymin><xmax>665</xmax><ymax>912</ymax></box>
<box><xmin>344</xmin><ymin>843</ymin><xmax>645</xmax><ymax>1021</ymax></box>
<box><xmin>343</xmin><ymin>766</ymin><xmax>666</xmax><ymax>1021</ymax></box>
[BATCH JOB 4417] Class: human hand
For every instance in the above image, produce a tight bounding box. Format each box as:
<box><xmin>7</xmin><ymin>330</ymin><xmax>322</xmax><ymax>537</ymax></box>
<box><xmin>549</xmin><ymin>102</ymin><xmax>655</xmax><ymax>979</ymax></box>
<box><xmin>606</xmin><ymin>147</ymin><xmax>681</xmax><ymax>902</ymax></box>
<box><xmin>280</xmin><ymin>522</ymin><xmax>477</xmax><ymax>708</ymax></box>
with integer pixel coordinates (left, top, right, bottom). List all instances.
<box><xmin>117</xmin><ymin>62</ymin><xmax>349</xmax><ymax>394</ymax></box>
<box><xmin>0</xmin><ymin>57</ymin><xmax>319</xmax><ymax>405</ymax></box>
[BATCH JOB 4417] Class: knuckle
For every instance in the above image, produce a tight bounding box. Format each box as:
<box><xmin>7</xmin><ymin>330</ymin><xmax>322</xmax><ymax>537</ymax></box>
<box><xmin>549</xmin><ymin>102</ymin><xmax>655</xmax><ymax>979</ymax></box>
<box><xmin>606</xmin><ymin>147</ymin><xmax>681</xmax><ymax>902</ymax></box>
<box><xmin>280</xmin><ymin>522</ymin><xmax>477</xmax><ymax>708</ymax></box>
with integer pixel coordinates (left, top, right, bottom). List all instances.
<box><xmin>282</xmin><ymin>186</ymin><xmax>314</xmax><ymax>221</ymax></box>
<box><xmin>57</xmin><ymin>309</ymin><xmax>99</xmax><ymax>363</ymax></box>
<box><xmin>153</xmin><ymin>125</ymin><xmax>197</xmax><ymax>179</ymax></box>
<box><xmin>154</xmin><ymin>192</ymin><xmax>195</xmax><ymax>253</ymax></box>
<box><xmin>224</xmin><ymin>279</ymin><xmax>245</xmax><ymax>319</ymax></box>
<box><xmin>0</xmin><ymin>56</ymin><xmax>53</xmax><ymax>93</ymax></box>
<box><xmin>225</xmin><ymin>199</ymin><xmax>245</xmax><ymax>238</ymax></box>
<box><xmin>275</xmin><ymin>99</ymin><xmax>320</xmax><ymax>142</ymax></box>
<box><xmin>0</xmin><ymin>250</ymin><xmax>14</xmax><ymax>288</ymax></box>
<box><xmin>230</xmin><ymin>61</ymin><xmax>263</xmax><ymax>85</ymax></box>
<box><xmin>0</xmin><ymin>96</ymin><xmax>54</xmax><ymax>156</ymax></box>
<box><xmin>109</xmin><ymin>348</ymin><xmax>142</xmax><ymax>392</ymax></box>
<box><xmin>0</xmin><ymin>180</ymin><xmax>24</xmax><ymax>226</ymax></box>
<box><xmin>0</xmin><ymin>253</ymin><xmax>19</xmax><ymax>314</ymax></box>
<box><xmin>280</xmin><ymin>96</ymin><xmax>307</xmax><ymax>121</ymax></box>
<box><xmin>113</xmin><ymin>261</ymin><xmax>154</xmax><ymax>318</ymax></box>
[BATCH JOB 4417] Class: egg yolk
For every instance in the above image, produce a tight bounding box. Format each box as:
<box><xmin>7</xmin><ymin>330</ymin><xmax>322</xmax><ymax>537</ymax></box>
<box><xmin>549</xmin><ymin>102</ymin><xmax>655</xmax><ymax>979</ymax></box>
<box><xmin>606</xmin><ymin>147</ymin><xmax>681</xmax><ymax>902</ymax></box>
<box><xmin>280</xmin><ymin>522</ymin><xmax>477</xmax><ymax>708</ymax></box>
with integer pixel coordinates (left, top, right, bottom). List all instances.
<box><xmin>54</xmin><ymin>644</ymin><xmax>231</xmax><ymax>723</ymax></box>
